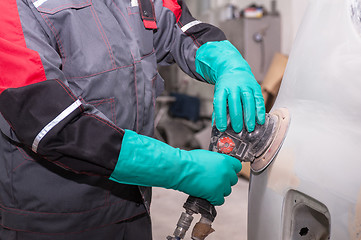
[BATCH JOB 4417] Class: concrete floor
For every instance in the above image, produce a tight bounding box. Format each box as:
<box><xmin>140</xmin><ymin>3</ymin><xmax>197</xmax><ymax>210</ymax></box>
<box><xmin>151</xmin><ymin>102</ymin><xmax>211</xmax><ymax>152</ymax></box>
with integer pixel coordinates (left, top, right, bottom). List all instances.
<box><xmin>151</xmin><ymin>177</ymin><xmax>249</xmax><ymax>240</ymax></box>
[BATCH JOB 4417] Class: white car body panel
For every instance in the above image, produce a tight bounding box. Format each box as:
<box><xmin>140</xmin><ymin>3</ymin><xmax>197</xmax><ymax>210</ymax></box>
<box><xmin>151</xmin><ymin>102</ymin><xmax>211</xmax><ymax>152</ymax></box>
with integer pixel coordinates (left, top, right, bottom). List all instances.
<box><xmin>248</xmin><ymin>0</ymin><xmax>361</xmax><ymax>239</ymax></box>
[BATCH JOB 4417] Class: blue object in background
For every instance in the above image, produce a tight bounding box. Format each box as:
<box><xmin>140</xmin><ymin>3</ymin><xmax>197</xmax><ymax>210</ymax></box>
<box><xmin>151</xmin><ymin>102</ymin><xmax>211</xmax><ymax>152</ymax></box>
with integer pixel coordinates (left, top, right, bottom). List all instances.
<box><xmin>169</xmin><ymin>93</ymin><xmax>200</xmax><ymax>122</ymax></box>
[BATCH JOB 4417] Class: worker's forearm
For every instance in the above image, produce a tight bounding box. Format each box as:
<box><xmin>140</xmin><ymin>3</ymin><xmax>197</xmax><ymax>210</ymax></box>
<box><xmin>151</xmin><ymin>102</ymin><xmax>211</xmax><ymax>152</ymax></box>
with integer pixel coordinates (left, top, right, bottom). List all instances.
<box><xmin>0</xmin><ymin>79</ymin><xmax>123</xmax><ymax>176</ymax></box>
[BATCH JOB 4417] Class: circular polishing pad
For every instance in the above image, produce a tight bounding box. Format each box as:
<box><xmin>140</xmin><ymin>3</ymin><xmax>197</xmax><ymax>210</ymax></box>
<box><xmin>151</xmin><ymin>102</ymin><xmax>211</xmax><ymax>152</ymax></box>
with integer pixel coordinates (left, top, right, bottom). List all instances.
<box><xmin>251</xmin><ymin>108</ymin><xmax>290</xmax><ymax>173</ymax></box>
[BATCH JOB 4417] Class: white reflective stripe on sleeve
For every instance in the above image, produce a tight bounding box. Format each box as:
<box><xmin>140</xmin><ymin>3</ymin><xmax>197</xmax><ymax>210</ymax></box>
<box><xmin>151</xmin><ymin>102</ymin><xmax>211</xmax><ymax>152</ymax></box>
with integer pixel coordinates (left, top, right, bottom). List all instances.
<box><xmin>181</xmin><ymin>20</ymin><xmax>202</xmax><ymax>32</ymax></box>
<box><xmin>32</xmin><ymin>99</ymin><xmax>82</xmax><ymax>153</ymax></box>
<box><xmin>33</xmin><ymin>0</ymin><xmax>48</xmax><ymax>8</ymax></box>
<box><xmin>131</xmin><ymin>0</ymin><xmax>138</xmax><ymax>7</ymax></box>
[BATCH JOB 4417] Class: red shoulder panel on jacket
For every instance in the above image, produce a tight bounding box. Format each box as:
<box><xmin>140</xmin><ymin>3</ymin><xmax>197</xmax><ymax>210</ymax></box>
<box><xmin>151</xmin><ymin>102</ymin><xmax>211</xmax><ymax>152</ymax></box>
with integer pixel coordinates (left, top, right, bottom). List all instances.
<box><xmin>162</xmin><ymin>0</ymin><xmax>182</xmax><ymax>23</ymax></box>
<box><xmin>0</xmin><ymin>0</ymin><xmax>46</xmax><ymax>94</ymax></box>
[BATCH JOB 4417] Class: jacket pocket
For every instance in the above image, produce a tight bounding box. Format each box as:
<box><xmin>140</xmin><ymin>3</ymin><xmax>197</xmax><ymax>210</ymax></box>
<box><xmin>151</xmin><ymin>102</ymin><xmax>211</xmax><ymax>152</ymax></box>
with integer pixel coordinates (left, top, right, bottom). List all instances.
<box><xmin>87</xmin><ymin>97</ymin><xmax>117</xmax><ymax>125</ymax></box>
<box><xmin>33</xmin><ymin>0</ymin><xmax>92</xmax><ymax>14</ymax></box>
<box><xmin>31</xmin><ymin>0</ymin><xmax>119</xmax><ymax>78</ymax></box>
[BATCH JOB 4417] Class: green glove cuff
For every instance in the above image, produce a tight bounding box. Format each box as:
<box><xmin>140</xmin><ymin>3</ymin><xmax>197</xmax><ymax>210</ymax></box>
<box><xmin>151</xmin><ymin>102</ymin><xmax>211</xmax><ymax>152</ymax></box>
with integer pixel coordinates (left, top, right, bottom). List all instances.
<box><xmin>195</xmin><ymin>40</ymin><xmax>253</xmax><ymax>84</ymax></box>
<box><xmin>109</xmin><ymin>129</ymin><xmax>242</xmax><ymax>205</ymax></box>
<box><xmin>109</xmin><ymin>129</ymin><xmax>180</xmax><ymax>189</ymax></box>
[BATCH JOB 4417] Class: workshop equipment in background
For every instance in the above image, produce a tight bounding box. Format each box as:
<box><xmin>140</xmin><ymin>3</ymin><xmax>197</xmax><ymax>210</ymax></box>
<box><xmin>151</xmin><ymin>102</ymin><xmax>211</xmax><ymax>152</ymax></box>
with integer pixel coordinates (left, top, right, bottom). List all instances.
<box><xmin>167</xmin><ymin>108</ymin><xmax>290</xmax><ymax>239</ymax></box>
<box><xmin>219</xmin><ymin>15</ymin><xmax>281</xmax><ymax>84</ymax></box>
<box><xmin>169</xmin><ymin>93</ymin><xmax>201</xmax><ymax>123</ymax></box>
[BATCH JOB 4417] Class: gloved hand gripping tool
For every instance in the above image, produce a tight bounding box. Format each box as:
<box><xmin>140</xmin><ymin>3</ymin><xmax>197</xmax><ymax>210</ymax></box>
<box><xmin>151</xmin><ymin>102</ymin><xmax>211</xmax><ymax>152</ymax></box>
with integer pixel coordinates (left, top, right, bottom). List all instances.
<box><xmin>167</xmin><ymin>108</ymin><xmax>290</xmax><ymax>240</ymax></box>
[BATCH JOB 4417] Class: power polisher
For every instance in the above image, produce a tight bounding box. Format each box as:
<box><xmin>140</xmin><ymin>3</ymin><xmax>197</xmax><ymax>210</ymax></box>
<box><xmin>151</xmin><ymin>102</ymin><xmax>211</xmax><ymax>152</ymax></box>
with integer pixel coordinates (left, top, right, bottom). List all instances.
<box><xmin>167</xmin><ymin>108</ymin><xmax>290</xmax><ymax>240</ymax></box>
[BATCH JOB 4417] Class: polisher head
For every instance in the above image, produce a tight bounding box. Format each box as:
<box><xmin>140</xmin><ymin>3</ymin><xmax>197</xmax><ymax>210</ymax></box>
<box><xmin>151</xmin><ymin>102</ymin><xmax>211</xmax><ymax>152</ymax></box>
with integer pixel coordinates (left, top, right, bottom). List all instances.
<box><xmin>251</xmin><ymin>108</ymin><xmax>290</xmax><ymax>172</ymax></box>
<box><xmin>209</xmin><ymin>108</ymin><xmax>290</xmax><ymax>173</ymax></box>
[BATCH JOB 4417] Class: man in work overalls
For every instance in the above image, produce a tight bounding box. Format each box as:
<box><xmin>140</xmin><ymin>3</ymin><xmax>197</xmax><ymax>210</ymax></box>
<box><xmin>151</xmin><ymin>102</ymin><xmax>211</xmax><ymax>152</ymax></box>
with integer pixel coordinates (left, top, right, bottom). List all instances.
<box><xmin>0</xmin><ymin>0</ymin><xmax>265</xmax><ymax>239</ymax></box>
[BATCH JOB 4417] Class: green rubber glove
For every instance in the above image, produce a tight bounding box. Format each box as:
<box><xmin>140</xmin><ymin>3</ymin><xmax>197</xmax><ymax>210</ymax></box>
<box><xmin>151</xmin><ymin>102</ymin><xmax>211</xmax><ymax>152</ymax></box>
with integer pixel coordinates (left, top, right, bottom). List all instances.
<box><xmin>195</xmin><ymin>40</ymin><xmax>266</xmax><ymax>132</ymax></box>
<box><xmin>110</xmin><ymin>130</ymin><xmax>242</xmax><ymax>205</ymax></box>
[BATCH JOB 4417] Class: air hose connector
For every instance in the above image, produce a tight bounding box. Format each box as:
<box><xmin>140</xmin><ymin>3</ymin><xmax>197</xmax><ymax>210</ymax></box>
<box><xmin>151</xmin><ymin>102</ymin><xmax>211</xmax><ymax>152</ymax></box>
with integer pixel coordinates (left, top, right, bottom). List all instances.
<box><xmin>167</xmin><ymin>196</ymin><xmax>216</xmax><ymax>240</ymax></box>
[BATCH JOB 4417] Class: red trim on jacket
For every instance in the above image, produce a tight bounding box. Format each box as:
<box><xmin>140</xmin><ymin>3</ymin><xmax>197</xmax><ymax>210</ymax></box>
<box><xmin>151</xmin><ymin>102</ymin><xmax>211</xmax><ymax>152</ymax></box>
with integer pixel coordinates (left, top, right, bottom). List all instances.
<box><xmin>0</xmin><ymin>0</ymin><xmax>46</xmax><ymax>94</ymax></box>
<box><xmin>143</xmin><ymin>19</ymin><xmax>158</xmax><ymax>29</ymax></box>
<box><xmin>162</xmin><ymin>0</ymin><xmax>182</xmax><ymax>22</ymax></box>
